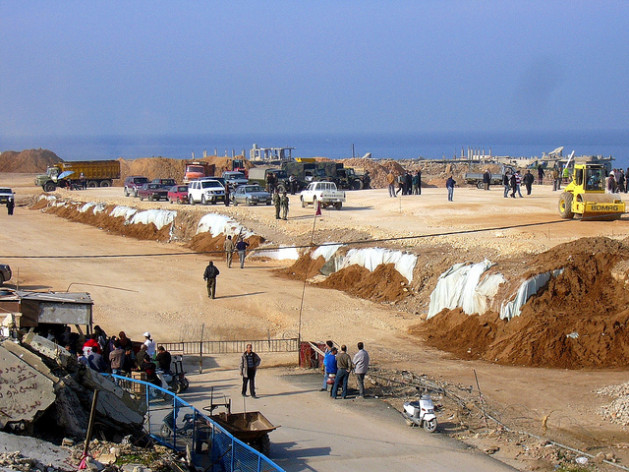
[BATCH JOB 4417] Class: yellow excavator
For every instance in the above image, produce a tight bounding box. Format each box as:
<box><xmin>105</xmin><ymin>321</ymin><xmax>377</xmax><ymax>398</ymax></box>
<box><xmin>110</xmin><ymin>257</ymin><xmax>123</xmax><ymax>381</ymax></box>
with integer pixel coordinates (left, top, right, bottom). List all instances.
<box><xmin>558</xmin><ymin>163</ymin><xmax>625</xmax><ymax>220</ymax></box>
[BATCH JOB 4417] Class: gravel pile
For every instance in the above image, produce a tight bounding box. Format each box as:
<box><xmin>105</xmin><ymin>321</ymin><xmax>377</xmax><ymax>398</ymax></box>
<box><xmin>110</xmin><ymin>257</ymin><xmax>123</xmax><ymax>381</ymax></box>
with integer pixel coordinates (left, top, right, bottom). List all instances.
<box><xmin>598</xmin><ymin>382</ymin><xmax>629</xmax><ymax>426</ymax></box>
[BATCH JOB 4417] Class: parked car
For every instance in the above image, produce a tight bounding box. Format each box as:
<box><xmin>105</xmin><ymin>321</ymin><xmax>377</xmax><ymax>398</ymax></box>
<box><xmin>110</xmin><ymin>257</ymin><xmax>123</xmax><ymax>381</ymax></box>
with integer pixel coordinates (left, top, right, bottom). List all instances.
<box><xmin>137</xmin><ymin>183</ymin><xmax>169</xmax><ymax>201</ymax></box>
<box><xmin>0</xmin><ymin>263</ymin><xmax>11</xmax><ymax>286</ymax></box>
<box><xmin>0</xmin><ymin>187</ymin><xmax>14</xmax><ymax>204</ymax></box>
<box><xmin>300</xmin><ymin>181</ymin><xmax>346</xmax><ymax>210</ymax></box>
<box><xmin>222</xmin><ymin>171</ymin><xmax>249</xmax><ymax>189</ymax></box>
<box><xmin>188</xmin><ymin>179</ymin><xmax>225</xmax><ymax>205</ymax></box>
<box><xmin>124</xmin><ymin>176</ymin><xmax>150</xmax><ymax>197</ymax></box>
<box><xmin>152</xmin><ymin>178</ymin><xmax>177</xmax><ymax>188</ymax></box>
<box><xmin>231</xmin><ymin>184</ymin><xmax>272</xmax><ymax>206</ymax></box>
<box><xmin>168</xmin><ymin>185</ymin><xmax>189</xmax><ymax>204</ymax></box>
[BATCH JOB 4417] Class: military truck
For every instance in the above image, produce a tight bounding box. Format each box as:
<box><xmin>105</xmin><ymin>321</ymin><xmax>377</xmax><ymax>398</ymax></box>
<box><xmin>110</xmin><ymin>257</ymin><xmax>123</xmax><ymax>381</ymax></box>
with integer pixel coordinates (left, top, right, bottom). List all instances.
<box><xmin>335</xmin><ymin>166</ymin><xmax>370</xmax><ymax>190</ymax></box>
<box><xmin>249</xmin><ymin>167</ymin><xmax>304</xmax><ymax>193</ymax></box>
<box><xmin>35</xmin><ymin>160</ymin><xmax>121</xmax><ymax>192</ymax></box>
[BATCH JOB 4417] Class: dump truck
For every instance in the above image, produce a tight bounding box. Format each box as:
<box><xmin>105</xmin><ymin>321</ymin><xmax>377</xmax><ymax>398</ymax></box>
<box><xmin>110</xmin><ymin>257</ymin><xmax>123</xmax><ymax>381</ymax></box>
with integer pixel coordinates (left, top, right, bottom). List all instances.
<box><xmin>558</xmin><ymin>163</ymin><xmax>625</xmax><ymax>220</ymax></box>
<box><xmin>183</xmin><ymin>161</ymin><xmax>215</xmax><ymax>183</ymax></box>
<box><xmin>35</xmin><ymin>160</ymin><xmax>121</xmax><ymax>192</ymax></box>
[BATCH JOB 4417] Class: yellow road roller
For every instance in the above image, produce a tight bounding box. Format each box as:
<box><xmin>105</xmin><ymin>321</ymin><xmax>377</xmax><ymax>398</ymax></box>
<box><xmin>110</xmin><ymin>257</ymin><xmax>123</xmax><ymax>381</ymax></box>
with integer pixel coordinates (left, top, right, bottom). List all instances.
<box><xmin>558</xmin><ymin>163</ymin><xmax>625</xmax><ymax>220</ymax></box>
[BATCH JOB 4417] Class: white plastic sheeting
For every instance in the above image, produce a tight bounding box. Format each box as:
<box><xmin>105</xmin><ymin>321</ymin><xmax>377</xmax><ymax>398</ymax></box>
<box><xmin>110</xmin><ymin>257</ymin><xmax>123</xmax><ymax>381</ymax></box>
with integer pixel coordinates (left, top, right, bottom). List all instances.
<box><xmin>337</xmin><ymin>247</ymin><xmax>417</xmax><ymax>283</ymax></box>
<box><xmin>500</xmin><ymin>269</ymin><xmax>563</xmax><ymax>320</ymax></box>
<box><xmin>311</xmin><ymin>244</ymin><xmax>343</xmax><ymax>261</ymax></box>
<box><xmin>197</xmin><ymin>214</ymin><xmax>254</xmax><ymax>239</ymax></box>
<box><xmin>251</xmin><ymin>245</ymin><xmax>300</xmax><ymax>261</ymax></box>
<box><xmin>110</xmin><ymin>205</ymin><xmax>138</xmax><ymax>220</ymax></box>
<box><xmin>129</xmin><ymin>209</ymin><xmax>176</xmax><ymax>230</ymax></box>
<box><xmin>79</xmin><ymin>202</ymin><xmax>106</xmax><ymax>214</ymax></box>
<box><xmin>427</xmin><ymin>260</ymin><xmax>505</xmax><ymax>319</ymax></box>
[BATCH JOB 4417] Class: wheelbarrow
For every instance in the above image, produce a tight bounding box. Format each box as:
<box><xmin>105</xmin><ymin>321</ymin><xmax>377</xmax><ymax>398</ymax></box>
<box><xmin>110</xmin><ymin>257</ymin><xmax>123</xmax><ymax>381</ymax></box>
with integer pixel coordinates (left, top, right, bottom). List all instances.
<box><xmin>203</xmin><ymin>396</ymin><xmax>279</xmax><ymax>456</ymax></box>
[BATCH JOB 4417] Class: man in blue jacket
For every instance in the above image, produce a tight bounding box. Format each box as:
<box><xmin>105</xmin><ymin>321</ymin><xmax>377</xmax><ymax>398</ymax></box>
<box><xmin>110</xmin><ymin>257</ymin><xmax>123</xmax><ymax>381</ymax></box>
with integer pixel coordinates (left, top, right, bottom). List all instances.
<box><xmin>323</xmin><ymin>347</ymin><xmax>338</xmax><ymax>396</ymax></box>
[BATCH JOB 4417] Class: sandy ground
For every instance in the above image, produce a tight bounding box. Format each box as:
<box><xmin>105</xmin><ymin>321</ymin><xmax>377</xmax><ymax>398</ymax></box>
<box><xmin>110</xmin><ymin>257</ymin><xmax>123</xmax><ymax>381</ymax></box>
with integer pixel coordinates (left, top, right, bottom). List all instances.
<box><xmin>3</xmin><ymin>173</ymin><xmax>629</xmax><ymax>471</ymax></box>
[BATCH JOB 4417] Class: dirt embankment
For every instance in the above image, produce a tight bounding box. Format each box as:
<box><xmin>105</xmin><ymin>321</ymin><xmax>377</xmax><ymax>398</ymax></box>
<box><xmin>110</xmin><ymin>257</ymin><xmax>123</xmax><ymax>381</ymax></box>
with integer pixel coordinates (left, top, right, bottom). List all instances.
<box><xmin>413</xmin><ymin>237</ymin><xmax>629</xmax><ymax>369</ymax></box>
<box><xmin>0</xmin><ymin>149</ymin><xmax>62</xmax><ymax>172</ymax></box>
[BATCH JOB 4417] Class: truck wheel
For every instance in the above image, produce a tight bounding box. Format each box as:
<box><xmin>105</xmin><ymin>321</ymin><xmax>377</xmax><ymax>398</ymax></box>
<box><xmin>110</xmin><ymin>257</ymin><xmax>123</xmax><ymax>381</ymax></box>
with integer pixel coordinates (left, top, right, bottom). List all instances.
<box><xmin>351</xmin><ymin>179</ymin><xmax>363</xmax><ymax>190</ymax></box>
<box><xmin>558</xmin><ymin>192</ymin><xmax>575</xmax><ymax>219</ymax></box>
<box><xmin>335</xmin><ymin>202</ymin><xmax>342</xmax><ymax>210</ymax></box>
<box><xmin>87</xmin><ymin>181</ymin><xmax>98</xmax><ymax>188</ymax></box>
<box><xmin>44</xmin><ymin>182</ymin><xmax>56</xmax><ymax>192</ymax></box>
<box><xmin>100</xmin><ymin>180</ymin><xmax>111</xmax><ymax>188</ymax></box>
<box><xmin>201</xmin><ymin>195</ymin><xmax>207</xmax><ymax>205</ymax></box>
<box><xmin>477</xmin><ymin>182</ymin><xmax>484</xmax><ymax>189</ymax></box>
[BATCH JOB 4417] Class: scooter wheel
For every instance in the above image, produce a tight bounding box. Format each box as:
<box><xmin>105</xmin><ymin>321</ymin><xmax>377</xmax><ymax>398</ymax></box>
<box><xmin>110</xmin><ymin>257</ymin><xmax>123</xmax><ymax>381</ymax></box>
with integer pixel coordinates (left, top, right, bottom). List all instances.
<box><xmin>181</xmin><ymin>378</ymin><xmax>190</xmax><ymax>391</ymax></box>
<box><xmin>423</xmin><ymin>418</ymin><xmax>438</xmax><ymax>433</ymax></box>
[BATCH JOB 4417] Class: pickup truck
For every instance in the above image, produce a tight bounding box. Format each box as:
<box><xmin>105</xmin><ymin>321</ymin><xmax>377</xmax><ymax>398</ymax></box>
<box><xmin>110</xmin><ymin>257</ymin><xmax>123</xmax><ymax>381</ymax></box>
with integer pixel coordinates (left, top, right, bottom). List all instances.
<box><xmin>464</xmin><ymin>165</ymin><xmax>516</xmax><ymax>188</ymax></box>
<box><xmin>300</xmin><ymin>181</ymin><xmax>346</xmax><ymax>210</ymax></box>
<box><xmin>0</xmin><ymin>187</ymin><xmax>15</xmax><ymax>204</ymax></box>
<box><xmin>222</xmin><ymin>171</ymin><xmax>249</xmax><ymax>189</ymax></box>
<box><xmin>137</xmin><ymin>183</ymin><xmax>169</xmax><ymax>201</ymax></box>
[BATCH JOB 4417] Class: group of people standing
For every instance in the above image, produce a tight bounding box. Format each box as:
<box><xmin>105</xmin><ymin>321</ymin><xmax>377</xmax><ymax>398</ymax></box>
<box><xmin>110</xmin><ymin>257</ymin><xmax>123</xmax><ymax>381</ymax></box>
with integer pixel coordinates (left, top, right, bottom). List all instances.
<box><xmin>322</xmin><ymin>341</ymin><xmax>370</xmax><ymax>399</ymax></box>
<box><xmin>607</xmin><ymin>168</ymin><xmax>629</xmax><ymax>193</ymax></box>
<box><xmin>386</xmin><ymin>170</ymin><xmax>422</xmax><ymax>197</ymax></box>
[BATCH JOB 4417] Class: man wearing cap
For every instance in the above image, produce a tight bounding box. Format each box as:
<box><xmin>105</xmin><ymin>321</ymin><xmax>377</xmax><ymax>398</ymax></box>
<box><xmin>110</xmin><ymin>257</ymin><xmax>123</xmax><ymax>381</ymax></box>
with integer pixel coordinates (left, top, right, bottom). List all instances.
<box><xmin>332</xmin><ymin>345</ymin><xmax>352</xmax><ymax>399</ymax></box>
<box><xmin>143</xmin><ymin>332</ymin><xmax>156</xmax><ymax>358</ymax></box>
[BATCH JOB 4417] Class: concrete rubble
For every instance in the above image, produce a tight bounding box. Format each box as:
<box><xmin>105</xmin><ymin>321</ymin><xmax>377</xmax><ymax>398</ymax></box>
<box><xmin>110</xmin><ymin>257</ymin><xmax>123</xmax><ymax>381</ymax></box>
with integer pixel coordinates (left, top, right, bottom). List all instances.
<box><xmin>0</xmin><ymin>333</ymin><xmax>145</xmax><ymax>442</ymax></box>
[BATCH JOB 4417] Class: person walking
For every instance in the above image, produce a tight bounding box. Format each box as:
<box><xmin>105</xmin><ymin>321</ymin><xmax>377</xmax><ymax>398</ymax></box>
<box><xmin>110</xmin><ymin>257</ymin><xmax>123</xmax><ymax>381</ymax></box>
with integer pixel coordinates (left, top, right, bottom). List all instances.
<box><xmin>321</xmin><ymin>340</ymin><xmax>334</xmax><ymax>391</ymax></box>
<box><xmin>510</xmin><ymin>172</ymin><xmax>518</xmax><ymax>198</ymax></box>
<box><xmin>514</xmin><ymin>170</ymin><xmax>523</xmax><ymax>198</ymax></box>
<box><xmin>386</xmin><ymin>171</ymin><xmax>396</xmax><ymax>197</ymax></box>
<box><xmin>503</xmin><ymin>172</ymin><xmax>511</xmax><ymax>198</ymax></box>
<box><xmin>272</xmin><ymin>189</ymin><xmax>281</xmax><ymax>219</ymax></box>
<box><xmin>236</xmin><ymin>238</ymin><xmax>249</xmax><ymax>269</ymax></box>
<box><xmin>323</xmin><ymin>346</ymin><xmax>338</xmax><ymax>396</ymax></box>
<box><xmin>446</xmin><ymin>176</ymin><xmax>456</xmax><ymax>202</ymax></box>
<box><xmin>523</xmin><ymin>170</ymin><xmax>535</xmax><ymax>195</ymax></box>
<box><xmin>203</xmin><ymin>260</ymin><xmax>220</xmax><ymax>298</ymax></box>
<box><xmin>352</xmin><ymin>342</ymin><xmax>370</xmax><ymax>398</ymax></box>
<box><xmin>332</xmin><ymin>345</ymin><xmax>352</xmax><ymax>399</ymax></box>
<box><xmin>6</xmin><ymin>196</ymin><xmax>14</xmax><ymax>216</ymax></box>
<box><xmin>224</xmin><ymin>235</ymin><xmax>234</xmax><ymax>268</ymax></box>
<box><xmin>240</xmin><ymin>343</ymin><xmax>261</xmax><ymax>397</ymax></box>
<box><xmin>280</xmin><ymin>191</ymin><xmax>289</xmax><ymax>220</ymax></box>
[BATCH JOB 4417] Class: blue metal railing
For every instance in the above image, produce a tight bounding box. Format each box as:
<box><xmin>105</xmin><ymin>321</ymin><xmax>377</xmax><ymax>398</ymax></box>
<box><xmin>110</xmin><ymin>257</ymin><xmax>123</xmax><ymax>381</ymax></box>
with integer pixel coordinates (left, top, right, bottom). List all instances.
<box><xmin>106</xmin><ymin>374</ymin><xmax>285</xmax><ymax>472</ymax></box>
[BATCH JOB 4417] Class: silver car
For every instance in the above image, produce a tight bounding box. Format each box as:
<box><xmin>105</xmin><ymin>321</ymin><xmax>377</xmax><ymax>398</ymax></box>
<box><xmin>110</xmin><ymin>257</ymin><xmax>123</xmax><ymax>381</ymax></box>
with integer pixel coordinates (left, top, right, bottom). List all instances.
<box><xmin>0</xmin><ymin>264</ymin><xmax>11</xmax><ymax>286</ymax></box>
<box><xmin>231</xmin><ymin>185</ymin><xmax>272</xmax><ymax>206</ymax></box>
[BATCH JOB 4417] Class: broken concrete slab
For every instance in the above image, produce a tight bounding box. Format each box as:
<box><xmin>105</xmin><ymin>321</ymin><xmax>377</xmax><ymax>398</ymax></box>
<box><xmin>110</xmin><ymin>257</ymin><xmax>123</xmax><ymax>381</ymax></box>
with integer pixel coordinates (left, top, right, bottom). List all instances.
<box><xmin>0</xmin><ymin>345</ymin><xmax>56</xmax><ymax>429</ymax></box>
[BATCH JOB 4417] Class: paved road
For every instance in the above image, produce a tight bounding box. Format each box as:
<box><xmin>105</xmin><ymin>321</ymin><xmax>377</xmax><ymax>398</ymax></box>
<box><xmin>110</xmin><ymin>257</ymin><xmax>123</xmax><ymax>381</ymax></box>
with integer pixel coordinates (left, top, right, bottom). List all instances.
<box><xmin>182</xmin><ymin>359</ymin><xmax>516</xmax><ymax>472</ymax></box>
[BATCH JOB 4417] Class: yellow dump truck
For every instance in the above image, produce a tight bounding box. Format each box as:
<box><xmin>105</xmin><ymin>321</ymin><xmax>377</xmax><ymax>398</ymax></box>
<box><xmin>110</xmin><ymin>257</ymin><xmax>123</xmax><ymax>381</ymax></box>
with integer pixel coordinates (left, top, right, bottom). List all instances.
<box><xmin>35</xmin><ymin>160</ymin><xmax>121</xmax><ymax>192</ymax></box>
<box><xmin>558</xmin><ymin>163</ymin><xmax>625</xmax><ymax>220</ymax></box>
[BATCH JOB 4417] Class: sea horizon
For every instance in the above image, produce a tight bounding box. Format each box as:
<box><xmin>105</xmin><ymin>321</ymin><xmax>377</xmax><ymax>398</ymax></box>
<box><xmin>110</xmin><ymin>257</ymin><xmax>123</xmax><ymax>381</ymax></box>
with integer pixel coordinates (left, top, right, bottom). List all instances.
<box><xmin>2</xmin><ymin>130</ymin><xmax>629</xmax><ymax>169</ymax></box>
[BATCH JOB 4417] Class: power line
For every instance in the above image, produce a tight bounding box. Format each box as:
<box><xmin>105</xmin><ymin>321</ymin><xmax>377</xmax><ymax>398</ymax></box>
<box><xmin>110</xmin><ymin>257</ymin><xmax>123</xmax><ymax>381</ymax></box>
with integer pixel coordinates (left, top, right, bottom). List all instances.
<box><xmin>0</xmin><ymin>218</ymin><xmax>571</xmax><ymax>260</ymax></box>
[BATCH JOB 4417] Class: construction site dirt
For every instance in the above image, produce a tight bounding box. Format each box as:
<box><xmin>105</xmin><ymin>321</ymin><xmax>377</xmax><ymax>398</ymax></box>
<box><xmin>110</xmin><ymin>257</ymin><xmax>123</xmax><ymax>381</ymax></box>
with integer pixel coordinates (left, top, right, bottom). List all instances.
<box><xmin>3</xmin><ymin>167</ymin><xmax>629</xmax><ymax>471</ymax></box>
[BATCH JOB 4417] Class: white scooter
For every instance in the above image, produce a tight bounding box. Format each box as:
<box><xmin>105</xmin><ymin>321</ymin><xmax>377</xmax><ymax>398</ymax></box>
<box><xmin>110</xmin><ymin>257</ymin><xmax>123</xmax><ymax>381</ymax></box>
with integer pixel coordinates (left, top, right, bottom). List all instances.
<box><xmin>402</xmin><ymin>390</ymin><xmax>438</xmax><ymax>433</ymax></box>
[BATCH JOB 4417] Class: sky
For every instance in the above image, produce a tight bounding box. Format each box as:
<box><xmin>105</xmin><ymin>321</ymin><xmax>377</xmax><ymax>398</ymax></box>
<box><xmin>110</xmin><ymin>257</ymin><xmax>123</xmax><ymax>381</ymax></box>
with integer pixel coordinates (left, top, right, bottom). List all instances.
<box><xmin>1</xmin><ymin>1</ymin><xmax>628</xmax><ymax>139</ymax></box>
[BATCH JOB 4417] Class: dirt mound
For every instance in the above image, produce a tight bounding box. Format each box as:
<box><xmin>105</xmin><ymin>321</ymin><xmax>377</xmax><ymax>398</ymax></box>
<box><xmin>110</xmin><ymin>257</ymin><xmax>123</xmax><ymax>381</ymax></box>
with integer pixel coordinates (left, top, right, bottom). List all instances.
<box><xmin>188</xmin><ymin>232</ymin><xmax>264</xmax><ymax>258</ymax></box>
<box><xmin>317</xmin><ymin>263</ymin><xmax>411</xmax><ymax>302</ymax></box>
<box><xmin>275</xmin><ymin>254</ymin><xmax>327</xmax><ymax>280</ymax></box>
<box><xmin>0</xmin><ymin>149</ymin><xmax>62</xmax><ymax>172</ymax></box>
<box><xmin>416</xmin><ymin>237</ymin><xmax>629</xmax><ymax>368</ymax></box>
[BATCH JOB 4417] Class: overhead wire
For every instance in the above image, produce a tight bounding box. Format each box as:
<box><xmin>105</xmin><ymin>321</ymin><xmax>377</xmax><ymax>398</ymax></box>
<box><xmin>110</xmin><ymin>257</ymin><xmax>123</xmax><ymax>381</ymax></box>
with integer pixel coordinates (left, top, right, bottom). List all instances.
<box><xmin>0</xmin><ymin>218</ymin><xmax>572</xmax><ymax>260</ymax></box>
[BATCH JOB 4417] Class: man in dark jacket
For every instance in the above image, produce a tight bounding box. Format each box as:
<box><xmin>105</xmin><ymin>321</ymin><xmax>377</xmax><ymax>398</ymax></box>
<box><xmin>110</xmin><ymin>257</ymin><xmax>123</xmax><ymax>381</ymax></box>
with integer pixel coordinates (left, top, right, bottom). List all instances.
<box><xmin>523</xmin><ymin>170</ymin><xmax>535</xmax><ymax>195</ymax></box>
<box><xmin>203</xmin><ymin>261</ymin><xmax>220</xmax><ymax>299</ymax></box>
<box><xmin>483</xmin><ymin>170</ymin><xmax>491</xmax><ymax>190</ymax></box>
<box><xmin>240</xmin><ymin>343</ymin><xmax>261</xmax><ymax>397</ymax></box>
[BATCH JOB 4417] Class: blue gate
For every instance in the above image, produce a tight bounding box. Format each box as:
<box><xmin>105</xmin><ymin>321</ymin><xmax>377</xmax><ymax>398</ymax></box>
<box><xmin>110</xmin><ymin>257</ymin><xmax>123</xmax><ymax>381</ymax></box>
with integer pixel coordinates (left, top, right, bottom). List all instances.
<box><xmin>108</xmin><ymin>374</ymin><xmax>285</xmax><ymax>472</ymax></box>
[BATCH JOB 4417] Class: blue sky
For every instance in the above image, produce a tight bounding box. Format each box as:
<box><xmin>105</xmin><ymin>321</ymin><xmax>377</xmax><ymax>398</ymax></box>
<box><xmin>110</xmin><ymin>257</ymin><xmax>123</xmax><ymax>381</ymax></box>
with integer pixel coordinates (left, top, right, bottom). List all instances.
<box><xmin>1</xmin><ymin>1</ymin><xmax>628</xmax><ymax>139</ymax></box>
